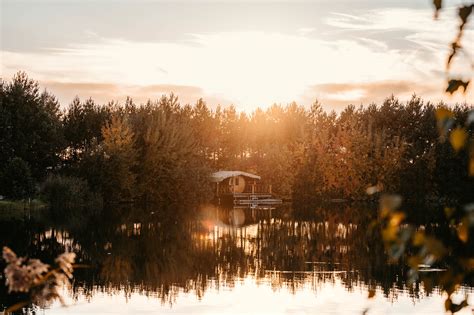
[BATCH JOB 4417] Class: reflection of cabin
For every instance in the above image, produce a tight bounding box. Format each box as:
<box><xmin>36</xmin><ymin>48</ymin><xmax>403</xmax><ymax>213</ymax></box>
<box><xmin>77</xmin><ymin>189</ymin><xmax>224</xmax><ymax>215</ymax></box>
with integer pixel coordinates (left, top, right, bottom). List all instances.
<box><xmin>211</xmin><ymin>171</ymin><xmax>282</xmax><ymax>207</ymax></box>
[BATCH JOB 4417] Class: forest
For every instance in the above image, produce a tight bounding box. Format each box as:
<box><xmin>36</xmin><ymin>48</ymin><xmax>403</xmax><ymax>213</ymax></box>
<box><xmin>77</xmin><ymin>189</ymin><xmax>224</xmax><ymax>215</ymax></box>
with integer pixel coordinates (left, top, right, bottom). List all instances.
<box><xmin>0</xmin><ymin>72</ymin><xmax>473</xmax><ymax>220</ymax></box>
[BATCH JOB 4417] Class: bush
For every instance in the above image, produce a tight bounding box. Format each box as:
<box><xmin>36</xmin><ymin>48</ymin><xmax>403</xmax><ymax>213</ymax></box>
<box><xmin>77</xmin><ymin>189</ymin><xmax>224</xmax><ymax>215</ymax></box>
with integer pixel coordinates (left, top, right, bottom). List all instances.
<box><xmin>0</xmin><ymin>157</ymin><xmax>35</xmax><ymax>200</ymax></box>
<box><xmin>40</xmin><ymin>175</ymin><xmax>102</xmax><ymax>220</ymax></box>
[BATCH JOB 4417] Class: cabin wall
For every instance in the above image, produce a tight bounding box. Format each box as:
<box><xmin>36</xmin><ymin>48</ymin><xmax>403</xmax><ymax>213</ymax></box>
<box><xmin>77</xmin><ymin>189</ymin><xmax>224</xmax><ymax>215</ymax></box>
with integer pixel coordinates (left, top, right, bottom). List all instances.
<box><xmin>229</xmin><ymin>175</ymin><xmax>246</xmax><ymax>193</ymax></box>
<box><xmin>217</xmin><ymin>177</ymin><xmax>272</xmax><ymax>195</ymax></box>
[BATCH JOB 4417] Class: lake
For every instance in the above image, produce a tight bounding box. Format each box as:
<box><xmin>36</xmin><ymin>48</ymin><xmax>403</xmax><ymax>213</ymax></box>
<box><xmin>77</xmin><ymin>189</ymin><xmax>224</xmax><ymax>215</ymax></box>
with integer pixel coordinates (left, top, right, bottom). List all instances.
<box><xmin>0</xmin><ymin>204</ymin><xmax>473</xmax><ymax>314</ymax></box>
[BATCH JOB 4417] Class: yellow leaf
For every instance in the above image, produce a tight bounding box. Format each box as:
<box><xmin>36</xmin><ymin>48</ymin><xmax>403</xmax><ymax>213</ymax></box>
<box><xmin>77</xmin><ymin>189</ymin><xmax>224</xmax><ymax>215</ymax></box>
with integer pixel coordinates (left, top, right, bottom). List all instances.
<box><xmin>462</xmin><ymin>258</ymin><xmax>474</xmax><ymax>271</ymax></box>
<box><xmin>457</xmin><ymin>220</ymin><xmax>469</xmax><ymax>243</ymax></box>
<box><xmin>449</xmin><ymin>127</ymin><xmax>468</xmax><ymax>152</ymax></box>
<box><xmin>445</xmin><ymin>298</ymin><xmax>452</xmax><ymax>312</ymax></box>
<box><xmin>368</xmin><ymin>289</ymin><xmax>376</xmax><ymax>299</ymax></box>
<box><xmin>382</xmin><ymin>226</ymin><xmax>398</xmax><ymax>242</ymax></box>
<box><xmin>424</xmin><ymin>237</ymin><xmax>447</xmax><ymax>258</ymax></box>
<box><xmin>444</xmin><ymin>207</ymin><xmax>455</xmax><ymax>218</ymax></box>
<box><xmin>435</xmin><ymin>107</ymin><xmax>454</xmax><ymax>121</ymax></box>
<box><xmin>389</xmin><ymin>212</ymin><xmax>405</xmax><ymax>226</ymax></box>
<box><xmin>380</xmin><ymin>207</ymin><xmax>390</xmax><ymax>219</ymax></box>
<box><xmin>408</xmin><ymin>256</ymin><xmax>422</xmax><ymax>269</ymax></box>
<box><xmin>413</xmin><ymin>231</ymin><xmax>425</xmax><ymax>246</ymax></box>
<box><xmin>380</xmin><ymin>195</ymin><xmax>402</xmax><ymax>211</ymax></box>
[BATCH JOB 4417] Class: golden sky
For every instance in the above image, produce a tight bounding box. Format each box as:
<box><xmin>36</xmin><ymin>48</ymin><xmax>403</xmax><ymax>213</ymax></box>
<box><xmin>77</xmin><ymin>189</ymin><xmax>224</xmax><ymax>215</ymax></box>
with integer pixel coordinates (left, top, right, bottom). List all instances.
<box><xmin>1</xmin><ymin>0</ymin><xmax>473</xmax><ymax>111</ymax></box>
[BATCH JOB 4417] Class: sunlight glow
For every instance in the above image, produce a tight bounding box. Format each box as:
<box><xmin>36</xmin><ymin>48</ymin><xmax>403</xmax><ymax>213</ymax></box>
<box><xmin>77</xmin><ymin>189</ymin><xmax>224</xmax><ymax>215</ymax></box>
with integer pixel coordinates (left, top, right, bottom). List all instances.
<box><xmin>1</xmin><ymin>5</ymin><xmax>472</xmax><ymax>110</ymax></box>
<box><xmin>46</xmin><ymin>277</ymin><xmax>474</xmax><ymax>315</ymax></box>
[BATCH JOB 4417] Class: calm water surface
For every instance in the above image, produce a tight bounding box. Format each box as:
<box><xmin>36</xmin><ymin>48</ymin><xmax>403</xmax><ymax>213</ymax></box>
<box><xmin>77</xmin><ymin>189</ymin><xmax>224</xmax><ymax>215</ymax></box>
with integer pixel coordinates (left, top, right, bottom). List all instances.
<box><xmin>1</xmin><ymin>205</ymin><xmax>472</xmax><ymax>314</ymax></box>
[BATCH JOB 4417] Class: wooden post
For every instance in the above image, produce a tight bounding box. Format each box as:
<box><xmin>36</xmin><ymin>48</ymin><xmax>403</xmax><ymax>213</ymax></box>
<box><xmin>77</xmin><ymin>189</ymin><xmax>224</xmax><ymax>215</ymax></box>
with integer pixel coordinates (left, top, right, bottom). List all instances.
<box><xmin>269</xmin><ymin>184</ymin><xmax>272</xmax><ymax>194</ymax></box>
<box><xmin>252</xmin><ymin>181</ymin><xmax>256</xmax><ymax>194</ymax></box>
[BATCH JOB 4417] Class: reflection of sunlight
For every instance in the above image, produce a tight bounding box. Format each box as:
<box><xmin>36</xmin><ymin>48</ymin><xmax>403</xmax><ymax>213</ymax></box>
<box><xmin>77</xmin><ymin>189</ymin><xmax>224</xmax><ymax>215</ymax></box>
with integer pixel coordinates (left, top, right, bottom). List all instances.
<box><xmin>46</xmin><ymin>277</ymin><xmax>474</xmax><ymax>315</ymax></box>
<box><xmin>37</xmin><ymin>229</ymin><xmax>78</xmax><ymax>252</ymax></box>
<box><xmin>193</xmin><ymin>221</ymin><xmax>260</xmax><ymax>253</ymax></box>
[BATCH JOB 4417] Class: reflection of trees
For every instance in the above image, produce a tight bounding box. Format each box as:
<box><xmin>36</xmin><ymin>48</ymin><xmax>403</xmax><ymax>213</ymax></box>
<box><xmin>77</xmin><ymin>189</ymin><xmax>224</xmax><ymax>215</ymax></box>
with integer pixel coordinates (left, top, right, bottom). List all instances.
<box><xmin>1</xmin><ymin>206</ymin><xmax>472</xmax><ymax>308</ymax></box>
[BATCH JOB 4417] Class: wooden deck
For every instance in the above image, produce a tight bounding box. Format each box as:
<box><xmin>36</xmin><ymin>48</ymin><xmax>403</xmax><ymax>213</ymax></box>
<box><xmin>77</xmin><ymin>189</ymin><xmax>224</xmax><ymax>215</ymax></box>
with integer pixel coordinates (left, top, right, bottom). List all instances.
<box><xmin>214</xmin><ymin>176</ymin><xmax>283</xmax><ymax>207</ymax></box>
<box><xmin>215</xmin><ymin>192</ymin><xmax>283</xmax><ymax>207</ymax></box>
<box><xmin>232</xmin><ymin>193</ymin><xmax>282</xmax><ymax>206</ymax></box>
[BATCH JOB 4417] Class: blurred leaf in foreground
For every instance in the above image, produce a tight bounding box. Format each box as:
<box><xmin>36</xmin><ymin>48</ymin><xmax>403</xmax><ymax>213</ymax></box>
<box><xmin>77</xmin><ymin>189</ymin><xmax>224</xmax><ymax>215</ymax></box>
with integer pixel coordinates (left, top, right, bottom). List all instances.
<box><xmin>446</xmin><ymin>80</ymin><xmax>470</xmax><ymax>95</ymax></box>
<box><xmin>449</xmin><ymin>127</ymin><xmax>468</xmax><ymax>152</ymax></box>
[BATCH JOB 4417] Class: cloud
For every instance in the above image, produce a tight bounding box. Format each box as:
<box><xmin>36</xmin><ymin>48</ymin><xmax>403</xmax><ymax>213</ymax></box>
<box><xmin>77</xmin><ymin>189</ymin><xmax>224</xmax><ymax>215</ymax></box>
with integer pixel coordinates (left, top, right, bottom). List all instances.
<box><xmin>41</xmin><ymin>81</ymin><xmax>233</xmax><ymax>109</ymax></box>
<box><xmin>300</xmin><ymin>80</ymin><xmax>473</xmax><ymax>111</ymax></box>
<box><xmin>326</xmin><ymin>7</ymin><xmax>473</xmax><ymax>55</ymax></box>
<box><xmin>1</xmin><ymin>31</ymin><xmax>436</xmax><ymax>111</ymax></box>
<box><xmin>42</xmin><ymin>79</ymin><xmax>472</xmax><ymax>113</ymax></box>
<box><xmin>327</xmin><ymin>8</ymin><xmax>452</xmax><ymax>34</ymax></box>
<box><xmin>2</xmin><ymin>6</ymin><xmax>472</xmax><ymax>111</ymax></box>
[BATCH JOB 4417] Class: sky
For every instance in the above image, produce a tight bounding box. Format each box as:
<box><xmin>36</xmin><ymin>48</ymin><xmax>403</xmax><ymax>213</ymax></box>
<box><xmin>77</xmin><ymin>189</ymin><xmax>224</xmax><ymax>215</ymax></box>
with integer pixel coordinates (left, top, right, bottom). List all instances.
<box><xmin>1</xmin><ymin>0</ymin><xmax>473</xmax><ymax>112</ymax></box>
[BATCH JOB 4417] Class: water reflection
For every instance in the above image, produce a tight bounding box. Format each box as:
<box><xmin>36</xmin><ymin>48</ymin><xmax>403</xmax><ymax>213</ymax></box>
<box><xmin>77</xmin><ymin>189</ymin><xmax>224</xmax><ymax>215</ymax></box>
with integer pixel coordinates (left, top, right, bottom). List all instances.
<box><xmin>0</xmin><ymin>204</ymin><xmax>473</xmax><ymax>313</ymax></box>
<box><xmin>45</xmin><ymin>279</ymin><xmax>473</xmax><ymax>315</ymax></box>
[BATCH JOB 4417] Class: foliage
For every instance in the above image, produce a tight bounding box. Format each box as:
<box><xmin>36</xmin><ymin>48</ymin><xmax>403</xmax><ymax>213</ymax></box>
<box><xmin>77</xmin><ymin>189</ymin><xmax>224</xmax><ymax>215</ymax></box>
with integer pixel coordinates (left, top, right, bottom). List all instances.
<box><xmin>371</xmin><ymin>3</ymin><xmax>474</xmax><ymax>311</ymax></box>
<box><xmin>130</xmin><ymin>97</ymin><xmax>212</xmax><ymax>213</ymax></box>
<box><xmin>378</xmin><ymin>106</ymin><xmax>474</xmax><ymax>314</ymax></box>
<box><xmin>0</xmin><ymin>158</ymin><xmax>35</xmax><ymax>200</ymax></box>
<box><xmin>0</xmin><ymin>200</ymin><xmax>46</xmax><ymax>221</ymax></box>
<box><xmin>62</xmin><ymin>97</ymin><xmax>112</xmax><ymax>164</ymax></box>
<box><xmin>101</xmin><ymin>114</ymin><xmax>137</xmax><ymax>202</ymax></box>
<box><xmin>0</xmin><ymin>72</ymin><xmax>63</xmax><ymax>181</ymax></box>
<box><xmin>40</xmin><ymin>175</ymin><xmax>102</xmax><ymax>220</ymax></box>
<box><xmin>2</xmin><ymin>247</ymin><xmax>76</xmax><ymax>313</ymax></box>
<box><xmin>1</xmin><ymin>72</ymin><xmax>472</xmax><ymax>215</ymax></box>
<box><xmin>433</xmin><ymin>1</ymin><xmax>473</xmax><ymax>95</ymax></box>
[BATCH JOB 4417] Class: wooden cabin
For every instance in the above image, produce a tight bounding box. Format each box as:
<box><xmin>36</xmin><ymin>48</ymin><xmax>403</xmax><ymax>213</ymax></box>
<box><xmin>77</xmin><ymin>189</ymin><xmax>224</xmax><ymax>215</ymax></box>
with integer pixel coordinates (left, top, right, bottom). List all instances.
<box><xmin>211</xmin><ymin>170</ymin><xmax>282</xmax><ymax>206</ymax></box>
<box><xmin>211</xmin><ymin>171</ymin><xmax>262</xmax><ymax>194</ymax></box>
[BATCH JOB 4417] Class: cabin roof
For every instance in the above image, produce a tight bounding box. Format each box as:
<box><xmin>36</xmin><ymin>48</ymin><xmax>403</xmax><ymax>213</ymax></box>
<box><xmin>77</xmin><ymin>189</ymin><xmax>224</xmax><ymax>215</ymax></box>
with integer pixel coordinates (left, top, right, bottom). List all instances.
<box><xmin>210</xmin><ymin>171</ymin><xmax>261</xmax><ymax>182</ymax></box>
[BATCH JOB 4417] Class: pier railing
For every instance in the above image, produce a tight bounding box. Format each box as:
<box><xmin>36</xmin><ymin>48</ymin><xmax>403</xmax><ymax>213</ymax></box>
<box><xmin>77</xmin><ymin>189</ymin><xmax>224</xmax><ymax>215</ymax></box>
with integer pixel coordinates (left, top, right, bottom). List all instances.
<box><xmin>218</xmin><ymin>184</ymin><xmax>273</xmax><ymax>195</ymax></box>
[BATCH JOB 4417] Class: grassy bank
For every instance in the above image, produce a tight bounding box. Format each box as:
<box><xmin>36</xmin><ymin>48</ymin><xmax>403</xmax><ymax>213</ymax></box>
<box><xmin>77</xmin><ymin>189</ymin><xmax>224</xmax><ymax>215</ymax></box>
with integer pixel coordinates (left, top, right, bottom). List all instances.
<box><xmin>0</xmin><ymin>199</ymin><xmax>47</xmax><ymax>220</ymax></box>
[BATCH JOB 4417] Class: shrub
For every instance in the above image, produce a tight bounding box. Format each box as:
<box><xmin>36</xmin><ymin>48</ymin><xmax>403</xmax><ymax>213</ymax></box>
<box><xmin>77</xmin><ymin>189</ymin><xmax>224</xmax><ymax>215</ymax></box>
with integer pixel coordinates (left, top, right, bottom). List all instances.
<box><xmin>40</xmin><ymin>175</ymin><xmax>102</xmax><ymax>220</ymax></box>
<box><xmin>0</xmin><ymin>157</ymin><xmax>35</xmax><ymax>200</ymax></box>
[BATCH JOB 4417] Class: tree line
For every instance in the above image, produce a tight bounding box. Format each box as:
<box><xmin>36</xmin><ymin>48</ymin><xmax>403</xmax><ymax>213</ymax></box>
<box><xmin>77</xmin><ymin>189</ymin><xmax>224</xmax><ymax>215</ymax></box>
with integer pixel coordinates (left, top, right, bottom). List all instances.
<box><xmin>0</xmin><ymin>72</ymin><xmax>473</xmax><ymax>215</ymax></box>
